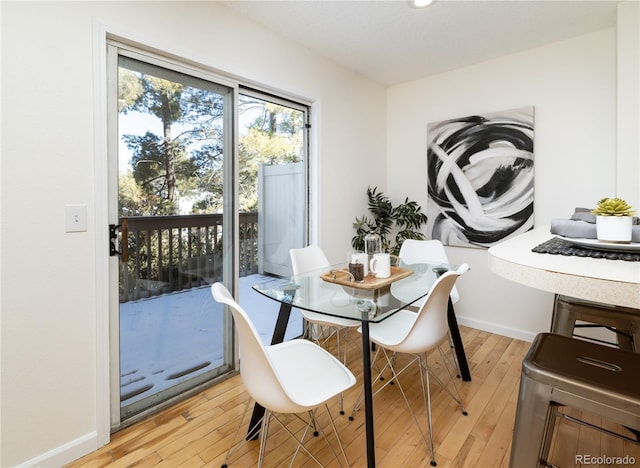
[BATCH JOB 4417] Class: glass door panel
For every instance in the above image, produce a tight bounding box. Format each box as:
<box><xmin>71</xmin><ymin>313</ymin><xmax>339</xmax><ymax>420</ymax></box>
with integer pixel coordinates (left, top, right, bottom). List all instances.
<box><xmin>237</xmin><ymin>92</ymin><xmax>306</xmax><ymax>343</ymax></box>
<box><xmin>116</xmin><ymin>55</ymin><xmax>233</xmax><ymax>419</ymax></box>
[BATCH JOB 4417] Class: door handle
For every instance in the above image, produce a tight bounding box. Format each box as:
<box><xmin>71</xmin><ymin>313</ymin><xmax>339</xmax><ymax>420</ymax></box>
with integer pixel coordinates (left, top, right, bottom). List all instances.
<box><xmin>109</xmin><ymin>220</ymin><xmax>128</xmax><ymax>262</ymax></box>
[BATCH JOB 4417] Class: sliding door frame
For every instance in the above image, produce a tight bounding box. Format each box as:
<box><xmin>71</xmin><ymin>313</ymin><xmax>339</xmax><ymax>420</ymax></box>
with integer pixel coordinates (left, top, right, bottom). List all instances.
<box><xmin>93</xmin><ymin>21</ymin><xmax>315</xmax><ymax>445</ymax></box>
<box><xmin>106</xmin><ymin>41</ymin><xmax>239</xmax><ymax>429</ymax></box>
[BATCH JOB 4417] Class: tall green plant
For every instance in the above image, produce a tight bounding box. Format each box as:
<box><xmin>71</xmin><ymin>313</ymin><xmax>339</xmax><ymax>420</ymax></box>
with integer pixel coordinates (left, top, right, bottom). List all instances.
<box><xmin>352</xmin><ymin>187</ymin><xmax>428</xmax><ymax>255</ymax></box>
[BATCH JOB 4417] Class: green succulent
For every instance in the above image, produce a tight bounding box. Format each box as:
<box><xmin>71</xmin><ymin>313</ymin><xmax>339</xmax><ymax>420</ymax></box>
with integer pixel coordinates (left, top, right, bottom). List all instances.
<box><xmin>591</xmin><ymin>197</ymin><xmax>636</xmax><ymax>216</ymax></box>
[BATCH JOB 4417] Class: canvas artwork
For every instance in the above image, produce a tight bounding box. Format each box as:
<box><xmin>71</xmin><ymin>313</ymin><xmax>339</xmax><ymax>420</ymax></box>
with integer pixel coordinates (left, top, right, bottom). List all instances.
<box><xmin>426</xmin><ymin>106</ymin><xmax>534</xmax><ymax>248</ymax></box>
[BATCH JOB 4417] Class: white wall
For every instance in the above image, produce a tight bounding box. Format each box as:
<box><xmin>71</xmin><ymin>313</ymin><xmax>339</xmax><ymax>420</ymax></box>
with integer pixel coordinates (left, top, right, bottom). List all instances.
<box><xmin>387</xmin><ymin>26</ymin><xmax>633</xmax><ymax>341</ymax></box>
<box><xmin>0</xmin><ymin>2</ymin><xmax>386</xmax><ymax>466</ymax></box>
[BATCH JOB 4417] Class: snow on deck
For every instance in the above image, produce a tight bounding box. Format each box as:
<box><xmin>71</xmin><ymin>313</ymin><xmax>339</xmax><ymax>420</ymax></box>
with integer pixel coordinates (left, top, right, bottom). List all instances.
<box><xmin>120</xmin><ymin>274</ymin><xmax>303</xmax><ymax>406</ymax></box>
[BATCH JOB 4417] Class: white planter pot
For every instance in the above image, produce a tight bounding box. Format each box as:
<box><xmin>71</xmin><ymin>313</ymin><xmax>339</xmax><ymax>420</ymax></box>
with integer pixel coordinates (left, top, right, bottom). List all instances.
<box><xmin>596</xmin><ymin>215</ymin><xmax>633</xmax><ymax>243</ymax></box>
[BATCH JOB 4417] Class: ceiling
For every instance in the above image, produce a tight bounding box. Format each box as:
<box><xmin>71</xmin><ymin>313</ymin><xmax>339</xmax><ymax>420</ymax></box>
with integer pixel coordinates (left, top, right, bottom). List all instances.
<box><xmin>221</xmin><ymin>0</ymin><xmax>620</xmax><ymax>86</ymax></box>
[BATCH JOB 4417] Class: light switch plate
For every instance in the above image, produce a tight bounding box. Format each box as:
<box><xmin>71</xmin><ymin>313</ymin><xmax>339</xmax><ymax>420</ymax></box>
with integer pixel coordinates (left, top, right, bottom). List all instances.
<box><xmin>65</xmin><ymin>204</ymin><xmax>87</xmax><ymax>232</ymax></box>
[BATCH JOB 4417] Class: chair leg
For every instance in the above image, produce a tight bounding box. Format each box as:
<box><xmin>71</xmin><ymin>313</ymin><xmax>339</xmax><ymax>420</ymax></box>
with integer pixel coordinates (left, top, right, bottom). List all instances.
<box><xmin>220</xmin><ymin>397</ymin><xmax>260</xmax><ymax>468</ymax></box>
<box><xmin>551</xmin><ymin>294</ymin><xmax>578</xmax><ymax>336</ymax></box>
<box><xmin>269</xmin><ymin>409</ymin><xmax>344</xmax><ymax>468</ymax></box>
<box><xmin>322</xmin><ymin>403</ymin><xmax>351</xmax><ymax>467</ymax></box>
<box><xmin>349</xmin><ymin>346</ymin><xmax>386</xmax><ymax>418</ymax></box>
<box><xmin>303</xmin><ymin>320</ymin><xmax>313</xmax><ymax>340</ymax></box>
<box><xmin>615</xmin><ymin>329</ymin><xmax>635</xmax><ymax>352</ymax></box>
<box><xmin>336</xmin><ymin>328</ymin><xmax>346</xmax><ymax>414</ymax></box>
<box><xmin>299</xmin><ymin>406</ymin><xmax>351</xmax><ymax>467</ymax></box>
<box><xmin>418</xmin><ymin>354</ymin><xmax>437</xmax><ymax>466</ymax></box>
<box><xmin>286</xmin><ymin>411</ymin><xmax>317</xmax><ymax>467</ymax></box>
<box><xmin>435</xmin><ymin>346</ymin><xmax>467</xmax><ymax>414</ymax></box>
<box><xmin>415</xmin><ymin>349</ymin><xmax>467</xmax><ymax>466</ymax></box>
<box><xmin>540</xmin><ymin>403</ymin><xmax>561</xmax><ymax>465</ymax></box>
<box><xmin>381</xmin><ymin>349</ymin><xmax>433</xmax><ymax>460</ymax></box>
<box><xmin>350</xmin><ymin>348</ymin><xmax>424</xmax><ymax>417</ymax></box>
<box><xmin>509</xmin><ymin>375</ymin><xmax>554</xmax><ymax>468</ymax></box>
<box><xmin>320</xmin><ymin>326</ymin><xmax>350</xmax><ymax>415</ymax></box>
<box><xmin>258</xmin><ymin>410</ymin><xmax>272</xmax><ymax>468</ymax></box>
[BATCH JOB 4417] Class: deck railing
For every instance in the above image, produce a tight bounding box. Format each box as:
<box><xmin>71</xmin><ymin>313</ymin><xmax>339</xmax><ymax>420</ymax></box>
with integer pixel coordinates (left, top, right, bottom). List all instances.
<box><xmin>120</xmin><ymin>212</ymin><xmax>258</xmax><ymax>303</ymax></box>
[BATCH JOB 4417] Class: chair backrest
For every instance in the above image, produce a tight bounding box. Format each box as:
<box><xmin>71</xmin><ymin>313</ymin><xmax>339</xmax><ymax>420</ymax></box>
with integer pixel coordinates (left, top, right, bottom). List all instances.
<box><xmin>290</xmin><ymin>245</ymin><xmax>330</xmax><ymax>275</ymax></box>
<box><xmin>395</xmin><ymin>264</ymin><xmax>469</xmax><ymax>354</ymax></box>
<box><xmin>210</xmin><ymin>282</ymin><xmax>295</xmax><ymax>413</ymax></box>
<box><xmin>399</xmin><ymin>239</ymin><xmax>459</xmax><ymax>304</ymax></box>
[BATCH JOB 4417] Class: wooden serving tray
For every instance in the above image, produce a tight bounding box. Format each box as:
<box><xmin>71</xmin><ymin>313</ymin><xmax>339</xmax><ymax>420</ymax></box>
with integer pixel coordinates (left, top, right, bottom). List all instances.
<box><xmin>320</xmin><ymin>266</ymin><xmax>413</xmax><ymax>290</ymax></box>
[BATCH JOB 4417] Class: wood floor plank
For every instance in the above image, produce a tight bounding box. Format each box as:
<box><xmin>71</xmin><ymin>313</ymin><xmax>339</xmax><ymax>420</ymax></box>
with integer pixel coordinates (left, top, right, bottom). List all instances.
<box><xmin>450</xmin><ymin>340</ymin><xmax>527</xmax><ymax>467</ymax></box>
<box><xmin>124</xmin><ymin>451</ymin><xmax>164</xmax><ymax>467</ymax></box>
<box><xmin>436</xmin><ymin>337</ymin><xmax>526</xmax><ymax>460</ymax></box>
<box><xmin>624</xmin><ymin>434</ymin><xmax>640</xmax><ymax>468</ymax></box>
<box><xmin>473</xmin><ymin>362</ymin><xmax>522</xmax><ymax>468</ymax></box>
<box><xmin>600</xmin><ymin>418</ymin><xmax>626</xmax><ymax>468</ymax></box>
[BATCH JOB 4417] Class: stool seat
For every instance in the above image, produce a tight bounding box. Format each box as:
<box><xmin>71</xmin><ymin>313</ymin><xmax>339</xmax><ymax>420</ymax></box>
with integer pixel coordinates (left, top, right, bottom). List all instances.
<box><xmin>510</xmin><ymin>333</ymin><xmax>640</xmax><ymax>467</ymax></box>
<box><xmin>524</xmin><ymin>332</ymin><xmax>640</xmax><ymax>410</ymax></box>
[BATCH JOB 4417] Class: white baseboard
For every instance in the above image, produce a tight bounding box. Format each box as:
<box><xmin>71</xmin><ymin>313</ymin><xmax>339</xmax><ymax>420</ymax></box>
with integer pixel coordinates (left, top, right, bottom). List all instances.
<box><xmin>16</xmin><ymin>432</ymin><xmax>98</xmax><ymax>468</ymax></box>
<box><xmin>456</xmin><ymin>315</ymin><xmax>537</xmax><ymax>343</ymax></box>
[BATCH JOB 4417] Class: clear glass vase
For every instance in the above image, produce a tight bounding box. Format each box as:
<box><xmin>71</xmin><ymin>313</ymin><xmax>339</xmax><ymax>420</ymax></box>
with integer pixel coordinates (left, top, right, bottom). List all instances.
<box><xmin>364</xmin><ymin>233</ymin><xmax>382</xmax><ymax>260</ymax></box>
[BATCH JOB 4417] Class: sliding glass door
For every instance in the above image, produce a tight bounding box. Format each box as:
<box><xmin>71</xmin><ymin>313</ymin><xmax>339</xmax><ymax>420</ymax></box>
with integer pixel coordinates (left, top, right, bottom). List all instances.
<box><xmin>107</xmin><ymin>43</ymin><xmax>307</xmax><ymax>427</ymax></box>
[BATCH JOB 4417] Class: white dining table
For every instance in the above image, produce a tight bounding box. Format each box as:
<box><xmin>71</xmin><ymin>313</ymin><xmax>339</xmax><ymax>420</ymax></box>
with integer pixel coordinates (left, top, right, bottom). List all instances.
<box><xmin>488</xmin><ymin>227</ymin><xmax>640</xmax><ymax>309</ymax></box>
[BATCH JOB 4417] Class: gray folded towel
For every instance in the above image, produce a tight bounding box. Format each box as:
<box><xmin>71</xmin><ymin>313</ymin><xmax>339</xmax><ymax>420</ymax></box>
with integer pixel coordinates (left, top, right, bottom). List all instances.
<box><xmin>570</xmin><ymin>207</ymin><xmax>596</xmax><ymax>223</ymax></box>
<box><xmin>550</xmin><ymin>219</ymin><xmax>597</xmax><ymax>238</ymax></box>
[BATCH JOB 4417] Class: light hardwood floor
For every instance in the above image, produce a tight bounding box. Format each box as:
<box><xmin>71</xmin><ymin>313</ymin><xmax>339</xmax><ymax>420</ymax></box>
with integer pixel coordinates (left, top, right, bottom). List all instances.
<box><xmin>67</xmin><ymin>327</ymin><xmax>640</xmax><ymax>467</ymax></box>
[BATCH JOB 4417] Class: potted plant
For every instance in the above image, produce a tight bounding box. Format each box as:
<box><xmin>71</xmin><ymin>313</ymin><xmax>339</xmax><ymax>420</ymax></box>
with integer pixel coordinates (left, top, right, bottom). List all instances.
<box><xmin>591</xmin><ymin>197</ymin><xmax>635</xmax><ymax>243</ymax></box>
<box><xmin>352</xmin><ymin>187</ymin><xmax>428</xmax><ymax>255</ymax></box>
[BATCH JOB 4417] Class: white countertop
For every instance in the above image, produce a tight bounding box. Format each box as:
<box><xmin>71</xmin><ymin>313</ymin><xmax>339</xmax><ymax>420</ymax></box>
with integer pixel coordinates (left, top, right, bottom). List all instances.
<box><xmin>488</xmin><ymin>227</ymin><xmax>640</xmax><ymax>309</ymax></box>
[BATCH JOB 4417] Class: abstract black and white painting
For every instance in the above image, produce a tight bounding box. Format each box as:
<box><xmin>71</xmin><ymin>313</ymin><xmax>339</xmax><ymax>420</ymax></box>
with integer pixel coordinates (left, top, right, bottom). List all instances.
<box><xmin>426</xmin><ymin>107</ymin><xmax>534</xmax><ymax>248</ymax></box>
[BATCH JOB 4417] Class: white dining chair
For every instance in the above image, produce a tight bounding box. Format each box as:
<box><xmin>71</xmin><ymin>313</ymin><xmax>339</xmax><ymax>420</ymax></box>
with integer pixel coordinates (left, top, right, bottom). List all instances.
<box><xmin>397</xmin><ymin>238</ymin><xmax>470</xmax><ymax>379</ymax></box>
<box><xmin>211</xmin><ymin>282</ymin><xmax>356</xmax><ymax>467</ymax></box>
<box><xmin>351</xmin><ymin>264</ymin><xmax>470</xmax><ymax>467</ymax></box>
<box><xmin>398</xmin><ymin>239</ymin><xmax>459</xmax><ymax>305</ymax></box>
<box><xmin>290</xmin><ymin>245</ymin><xmax>361</xmax><ymax>413</ymax></box>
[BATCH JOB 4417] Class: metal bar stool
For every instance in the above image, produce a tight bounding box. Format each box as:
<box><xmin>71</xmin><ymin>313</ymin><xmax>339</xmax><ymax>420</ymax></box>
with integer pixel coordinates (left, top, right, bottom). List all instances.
<box><xmin>510</xmin><ymin>333</ymin><xmax>640</xmax><ymax>468</ymax></box>
<box><xmin>551</xmin><ymin>295</ymin><xmax>640</xmax><ymax>352</ymax></box>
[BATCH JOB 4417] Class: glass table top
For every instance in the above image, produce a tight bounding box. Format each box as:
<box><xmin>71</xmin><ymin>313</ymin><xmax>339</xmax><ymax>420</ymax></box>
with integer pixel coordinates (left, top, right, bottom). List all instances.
<box><xmin>252</xmin><ymin>259</ymin><xmax>455</xmax><ymax>323</ymax></box>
